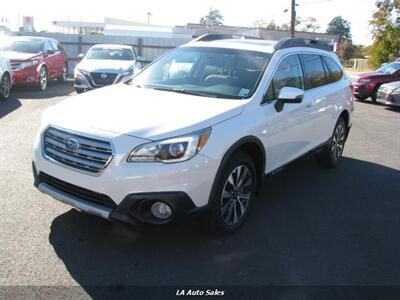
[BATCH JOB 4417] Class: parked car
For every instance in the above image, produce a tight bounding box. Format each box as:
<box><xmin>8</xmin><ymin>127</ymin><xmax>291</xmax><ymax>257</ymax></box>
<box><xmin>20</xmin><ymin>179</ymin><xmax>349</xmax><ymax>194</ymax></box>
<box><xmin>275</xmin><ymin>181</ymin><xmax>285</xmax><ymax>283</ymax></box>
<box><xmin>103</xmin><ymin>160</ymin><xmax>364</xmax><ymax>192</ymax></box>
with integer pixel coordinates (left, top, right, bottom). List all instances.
<box><xmin>74</xmin><ymin>44</ymin><xmax>142</xmax><ymax>93</ymax></box>
<box><xmin>1</xmin><ymin>36</ymin><xmax>68</xmax><ymax>91</ymax></box>
<box><xmin>0</xmin><ymin>55</ymin><xmax>12</xmax><ymax>100</ymax></box>
<box><xmin>377</xmin><ymin>81</ymin><xmax>400</xmax><ymax>108</ymax></box>
<box><xmin>350</xmin><ymin>61</ymin><xmax>400</xmax><ymax>102</ymax></box>
<box><xmin>33</xmin><ymin>36</ymin><xmax>353</xmax><ymax>233</ymax></box>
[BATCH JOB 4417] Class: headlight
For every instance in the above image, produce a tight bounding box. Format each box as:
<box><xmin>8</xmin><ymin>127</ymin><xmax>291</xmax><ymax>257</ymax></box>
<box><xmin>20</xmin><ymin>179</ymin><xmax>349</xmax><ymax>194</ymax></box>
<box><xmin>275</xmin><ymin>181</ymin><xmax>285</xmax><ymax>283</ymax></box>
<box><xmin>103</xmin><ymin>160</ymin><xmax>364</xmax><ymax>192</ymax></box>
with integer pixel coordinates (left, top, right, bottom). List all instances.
<box><xmin>127</xmin><ymin>128</ymin><xmax>211</xmax><ymax>163</ymax></box>
<box><xmin>122</xmin><ymin>67</ymin><xmax>134</xmax><ymax>76</ymax></box>
<box><xmin>77</xmin><ymin>68</ymin><xmax>90</xmax><ymax>76</ymax></box>
<box><xmin>359</xmin><ymin>78</ymin><xmax>371</xmax><ymax>83</ymax></box>
<box><xmin>18</xmin><ymin>60</ymin><xmax>39</xmax><ymax>70</ymax></box>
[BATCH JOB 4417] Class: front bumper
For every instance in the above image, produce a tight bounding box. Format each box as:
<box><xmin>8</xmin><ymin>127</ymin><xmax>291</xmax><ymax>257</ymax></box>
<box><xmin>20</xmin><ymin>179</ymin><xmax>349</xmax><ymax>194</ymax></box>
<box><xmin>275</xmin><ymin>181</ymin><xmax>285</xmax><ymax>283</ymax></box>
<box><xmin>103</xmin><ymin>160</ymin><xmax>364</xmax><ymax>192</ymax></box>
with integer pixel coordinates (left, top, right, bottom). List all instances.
<box><xmin>33</xmin><ymin>163</ymin><xmax>202</xmax><ymax>225</ymax></box>
<box><xmin>33</xmin><ymin>127</ymin><xmax>219</xmax><ymax>224</ymax></box>
<box><xmin>12</xmin><ymin>67</ymin><xmax>39</xmax><ymax>85</ymax></box>
<box><xmin>74</xmin><ymin>71</ymin><xmax>133</xmax><ymax>91</ymax></box>
<box><xmin>377</xmin><ymin>91</ymin><xmax>400</xmax><ymax>107</ymax></box>
<box><xmin>351</xmin><ymin>83</ymin><xmax>374</xmax><ymax>97</ymax></box>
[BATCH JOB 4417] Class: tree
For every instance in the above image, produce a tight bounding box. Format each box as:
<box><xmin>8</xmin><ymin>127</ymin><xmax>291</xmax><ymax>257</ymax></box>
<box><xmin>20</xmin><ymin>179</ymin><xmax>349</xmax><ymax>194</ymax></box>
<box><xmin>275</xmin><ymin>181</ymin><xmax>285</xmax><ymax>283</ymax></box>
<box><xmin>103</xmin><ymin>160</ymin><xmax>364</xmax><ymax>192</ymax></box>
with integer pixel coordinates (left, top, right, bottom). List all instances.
<box><xmin>327</xmin><ymin>16</ymin><xmax>352</xmax><ymax>41</ymax></box>
<box><xmin>301</xmin><ymin>17</ymin><xmax>320</xmax><ymax>33</ymax></box>
<box><xmin>200</xmin><ymin>9</ymin><xmax>224</xmax><ymax>27</ymax></box>
<box><xmin>253</xmin><ymin>19</ymin><xmax>280</xmax><ymax>30</ymax></box>
<box><xmin>369</xmin><ymin>0</ymin><xmax>400</xmax><ymax>67</ymax></box>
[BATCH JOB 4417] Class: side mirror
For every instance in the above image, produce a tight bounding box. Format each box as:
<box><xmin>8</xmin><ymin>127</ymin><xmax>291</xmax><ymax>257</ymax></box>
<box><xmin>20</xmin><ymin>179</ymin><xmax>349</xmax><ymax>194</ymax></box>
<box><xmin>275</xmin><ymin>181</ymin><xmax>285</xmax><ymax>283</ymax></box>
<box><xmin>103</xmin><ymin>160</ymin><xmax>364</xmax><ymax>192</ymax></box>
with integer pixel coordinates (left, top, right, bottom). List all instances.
<box><xmin>274</xmin><ymin>87</ymin><xmax>304</xmax><ymax>112</ymax></box>
<box><xmin>77</xmin><ymin>53</ymin><xmax>84</xmax><ymax>61</ymax></box>
<box><xmin>136</xmin><ymin>56</ymin><xmax>146</xmax><ymax>63</ymax></box>
<box><xmin>46</xmin><ymin>49</ymin><xmax>55</xmax><ymax>55</ymax></box>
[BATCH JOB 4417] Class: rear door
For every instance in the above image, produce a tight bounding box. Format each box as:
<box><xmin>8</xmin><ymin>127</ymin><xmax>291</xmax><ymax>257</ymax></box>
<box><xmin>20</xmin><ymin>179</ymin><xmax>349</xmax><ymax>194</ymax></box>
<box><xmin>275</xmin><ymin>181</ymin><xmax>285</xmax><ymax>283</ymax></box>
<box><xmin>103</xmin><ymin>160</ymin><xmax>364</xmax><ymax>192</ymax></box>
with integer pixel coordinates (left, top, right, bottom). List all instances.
<box><xmin>299</xmin><ymin>54</ymin><xmax>336</xmax><ymax>146</ymax></box>
<box><xmin>50</xmin><ymin>39</ymin><xmax>65</xmax><ymax>77</ymax></box>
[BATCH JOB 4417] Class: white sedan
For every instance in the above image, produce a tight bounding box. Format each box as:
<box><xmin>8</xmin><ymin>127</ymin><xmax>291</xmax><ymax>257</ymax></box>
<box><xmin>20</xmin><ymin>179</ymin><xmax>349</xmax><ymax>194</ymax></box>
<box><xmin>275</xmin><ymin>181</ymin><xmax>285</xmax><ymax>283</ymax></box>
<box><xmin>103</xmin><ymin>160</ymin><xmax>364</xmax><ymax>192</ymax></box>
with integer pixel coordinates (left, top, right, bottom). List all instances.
<box><xmin>74</xmin><ymin>44</ymin><xmax>143</xmax><ymax>93</ymax></box>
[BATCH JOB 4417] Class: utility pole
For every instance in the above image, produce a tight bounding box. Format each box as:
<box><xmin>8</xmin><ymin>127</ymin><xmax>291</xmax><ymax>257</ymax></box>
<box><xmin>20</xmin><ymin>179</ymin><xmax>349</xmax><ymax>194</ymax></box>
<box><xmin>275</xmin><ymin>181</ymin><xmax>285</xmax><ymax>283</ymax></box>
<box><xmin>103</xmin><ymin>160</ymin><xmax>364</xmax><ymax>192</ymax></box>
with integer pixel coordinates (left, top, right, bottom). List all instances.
<box><xmin>290</xmin><ymin>0</ymin><xmax>296</xmax><ymax>38</ymax></box>
<box><xmin>147</xmin><ymin>12</ymin><xmax>152</xmax><ymax>25</ymax></box>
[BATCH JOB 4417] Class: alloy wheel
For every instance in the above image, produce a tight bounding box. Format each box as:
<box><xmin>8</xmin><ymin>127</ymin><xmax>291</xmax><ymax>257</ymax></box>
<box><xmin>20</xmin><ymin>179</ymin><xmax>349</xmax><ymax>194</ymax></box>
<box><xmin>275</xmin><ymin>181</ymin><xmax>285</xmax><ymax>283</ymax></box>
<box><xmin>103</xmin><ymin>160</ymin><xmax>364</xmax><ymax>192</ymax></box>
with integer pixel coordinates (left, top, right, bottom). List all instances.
<box><xmin>62</xmin><ymin>66</ymin><xmax>67</xmax><ymax>81</ymax></box>
<box><xmin>1</xmin><ymin>75</ymin><xmax>11</xmax><ymax>99</ymax></box>
<box><xmin>220</xmin><ymin>164</ymin><xmax>253</xmax><ymax>226</ymax></box>
<box><xmin>40</xmin><ymin>68</ymin><xmax>47</xmax><ymax>90</ymax></box>
<box><xmin>331</xmin><ymin>123</ymin><xmax>345</xmax><ymax>162</ymax></box>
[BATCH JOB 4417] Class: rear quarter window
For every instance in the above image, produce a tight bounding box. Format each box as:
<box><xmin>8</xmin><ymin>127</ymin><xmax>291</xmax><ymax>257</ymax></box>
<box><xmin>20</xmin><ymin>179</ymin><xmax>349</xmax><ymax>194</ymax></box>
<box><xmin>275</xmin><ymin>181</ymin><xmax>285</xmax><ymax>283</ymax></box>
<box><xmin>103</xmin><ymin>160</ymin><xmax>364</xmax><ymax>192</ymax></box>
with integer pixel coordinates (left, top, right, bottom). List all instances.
<box><xmin>300</xmin><ymin>54</ymin><xmax>327</xmax><ymax>89</ymax></box>
<box><xmin>322</xmin><ymin>56</ymin><xmax>343</xmax><ymax>83</ymax></box>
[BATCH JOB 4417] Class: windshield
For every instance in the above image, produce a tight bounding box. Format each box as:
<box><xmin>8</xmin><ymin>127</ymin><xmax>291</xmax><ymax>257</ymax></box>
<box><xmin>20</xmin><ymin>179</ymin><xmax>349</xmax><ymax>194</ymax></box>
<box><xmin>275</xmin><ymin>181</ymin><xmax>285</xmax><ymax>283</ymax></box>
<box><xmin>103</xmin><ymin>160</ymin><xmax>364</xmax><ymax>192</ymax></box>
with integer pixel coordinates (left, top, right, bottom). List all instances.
<box><xmin>87</xmin><ymin>47</ymin><xmax>134</xmax><ymax>61</ymax></box>
<box><xmin>1</xmin><ymin>38</ymin><xmax>42</xmax><ymax>53</ymax></box>
<box><xmin>377</xmin><ymin>62</ymin><xmax>400</xmax><ymax>74</ymax></box>
<box><xmin>132</xmin><ymin>47</ymin><xmax>271</xmax><ymax>99</ymax></box>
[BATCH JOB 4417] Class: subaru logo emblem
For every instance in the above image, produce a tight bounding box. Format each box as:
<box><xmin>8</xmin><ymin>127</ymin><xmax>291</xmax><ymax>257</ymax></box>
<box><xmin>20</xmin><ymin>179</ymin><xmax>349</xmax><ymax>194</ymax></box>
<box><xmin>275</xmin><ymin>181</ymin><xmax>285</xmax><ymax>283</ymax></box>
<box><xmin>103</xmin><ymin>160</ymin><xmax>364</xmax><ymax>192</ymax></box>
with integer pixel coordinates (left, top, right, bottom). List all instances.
<box><xmin>65</xmin><ymin>138</ymin><xmax>80</xmax><ymax>151</ymax></box>
<box><xmin>101</xmin><ymin>73</ymin><xmax>107</xmax><ymax>79</ymax></box>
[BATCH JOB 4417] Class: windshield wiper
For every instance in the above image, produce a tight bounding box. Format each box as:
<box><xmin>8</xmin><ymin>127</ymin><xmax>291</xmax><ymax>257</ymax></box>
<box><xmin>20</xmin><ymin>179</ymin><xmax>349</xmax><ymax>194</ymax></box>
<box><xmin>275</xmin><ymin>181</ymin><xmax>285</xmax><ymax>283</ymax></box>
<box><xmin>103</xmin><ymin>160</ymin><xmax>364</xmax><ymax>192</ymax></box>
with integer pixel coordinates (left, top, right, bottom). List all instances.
<box><xmin>149</xmin><ymin>86</ymin><xmax>243</xmax><ymax>99</ymax></box>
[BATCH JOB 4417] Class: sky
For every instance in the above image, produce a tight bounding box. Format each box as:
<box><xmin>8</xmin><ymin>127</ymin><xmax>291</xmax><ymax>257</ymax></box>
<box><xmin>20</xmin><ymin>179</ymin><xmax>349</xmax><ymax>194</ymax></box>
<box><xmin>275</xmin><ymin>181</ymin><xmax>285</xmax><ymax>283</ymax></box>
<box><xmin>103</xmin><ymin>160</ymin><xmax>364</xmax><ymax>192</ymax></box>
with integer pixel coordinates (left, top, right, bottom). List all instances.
<box><xmin>1</xmin><ymin>0</ymin><xmax>377</xmax><ymax>45</ymax></box>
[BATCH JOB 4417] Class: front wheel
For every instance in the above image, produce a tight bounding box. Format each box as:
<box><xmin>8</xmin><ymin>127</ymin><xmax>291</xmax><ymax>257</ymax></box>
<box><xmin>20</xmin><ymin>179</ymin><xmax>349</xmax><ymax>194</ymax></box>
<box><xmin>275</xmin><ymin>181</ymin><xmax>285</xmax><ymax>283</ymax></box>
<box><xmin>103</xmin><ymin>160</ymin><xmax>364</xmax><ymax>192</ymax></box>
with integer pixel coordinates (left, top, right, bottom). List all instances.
<box><xmin>316</xmin><ymin>117</ymin><xmax>347</xmax><ymax>168</ymax></box>
<box><xmin>37</xmin><ymin>67</ymin><xmax>48</xmax><ymax>91</ymax></box>
<box><xmin>207</xmin><ymin>151</ymin><xmax>257</xmax><ymax>234</ymax></box>
<box><xmin>0</xmin><ymin>73</ymin><xmax>11</xmax><ymax>100</ymax></box>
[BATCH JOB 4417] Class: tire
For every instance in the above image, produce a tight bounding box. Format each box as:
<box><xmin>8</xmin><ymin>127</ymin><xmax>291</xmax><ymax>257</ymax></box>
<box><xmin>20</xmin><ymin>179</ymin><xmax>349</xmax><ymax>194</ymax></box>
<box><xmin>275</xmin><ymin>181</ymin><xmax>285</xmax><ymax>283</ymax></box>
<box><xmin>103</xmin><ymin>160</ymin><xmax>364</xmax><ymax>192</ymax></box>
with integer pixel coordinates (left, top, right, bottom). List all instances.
<box><xmin>206</xmin><ymin>151</ymin><xmax>257</xmax><ymax>234</ymax></box>
<box><xmin>315</xmin><ymin>117</ymin><xmax>347</xmax><ymax>169</ymax></box>
<box><xmin>370</xmin><ymin>90</ymin><xmax>378</xmax><ymax>103</ymax></box>
<box><xmin>75</xmin><ymin>88</ymin><xmax>85</xmax><ymax>94</ymax></box>
<box><xmin>57</xmin><ymin>64</ymin><xmax>68</xmax><ymax>83</ymax></box>
<box><xmin>354</xmin><ymin>95</ymin><xmax>367</xmax><ymax>101</ymax></box>
<box><xmin>0</xmin><ymin>73</ymin><xmax>11</xmax><ymax>100</ymax></box>
<box><xmin>37</xmin><ymin>66</ymin><xmax>48</xmax><ymax>91</ymax></box>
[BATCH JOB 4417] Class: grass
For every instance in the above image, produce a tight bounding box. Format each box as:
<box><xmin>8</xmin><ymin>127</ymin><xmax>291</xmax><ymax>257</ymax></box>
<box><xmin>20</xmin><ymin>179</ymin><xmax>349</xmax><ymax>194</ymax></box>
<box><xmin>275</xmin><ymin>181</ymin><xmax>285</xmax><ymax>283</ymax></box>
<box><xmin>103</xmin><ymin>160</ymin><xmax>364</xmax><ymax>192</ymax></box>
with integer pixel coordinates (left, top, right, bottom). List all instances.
<box><xmin>344</xmin><ymin>67</ymin><xmax>373</xmax><ymax>74</ymax></box>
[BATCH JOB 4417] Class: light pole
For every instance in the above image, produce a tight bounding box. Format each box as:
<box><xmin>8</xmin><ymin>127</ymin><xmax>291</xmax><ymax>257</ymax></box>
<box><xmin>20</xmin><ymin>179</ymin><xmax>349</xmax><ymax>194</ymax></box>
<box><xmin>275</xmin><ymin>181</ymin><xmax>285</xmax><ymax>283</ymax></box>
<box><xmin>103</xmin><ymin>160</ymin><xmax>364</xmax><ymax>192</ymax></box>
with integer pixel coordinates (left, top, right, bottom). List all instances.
<box><xmin>147</xmin><ymin>12</ymin><xmax>152</xmax><ymax>24</ymax></box>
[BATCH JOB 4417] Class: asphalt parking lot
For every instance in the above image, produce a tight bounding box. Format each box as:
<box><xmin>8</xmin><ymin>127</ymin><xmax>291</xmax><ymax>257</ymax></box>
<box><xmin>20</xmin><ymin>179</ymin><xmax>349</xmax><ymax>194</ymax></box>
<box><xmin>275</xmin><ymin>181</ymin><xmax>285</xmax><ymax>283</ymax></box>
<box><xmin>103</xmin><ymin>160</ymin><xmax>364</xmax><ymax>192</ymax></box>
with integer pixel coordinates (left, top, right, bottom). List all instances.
<box><xmin>0</xmin><ymin>82</ymin><xmax>400</xmax><ymax>298</ymax></box>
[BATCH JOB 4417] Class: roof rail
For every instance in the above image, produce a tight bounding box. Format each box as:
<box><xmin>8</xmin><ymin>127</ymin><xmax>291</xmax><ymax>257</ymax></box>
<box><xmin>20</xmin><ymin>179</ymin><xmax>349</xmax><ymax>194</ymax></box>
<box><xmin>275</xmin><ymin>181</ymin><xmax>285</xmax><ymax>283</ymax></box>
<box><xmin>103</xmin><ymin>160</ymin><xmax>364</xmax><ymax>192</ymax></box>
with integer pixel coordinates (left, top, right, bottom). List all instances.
<box><xmin>274</xmin><ymin>37</ymin><xmax>333</xmax><ymax>52</ymax></box>
<box><xmin>191</xmin><ymin>33</ymin><xmax>260</xmax><ymax>43</ymax></box>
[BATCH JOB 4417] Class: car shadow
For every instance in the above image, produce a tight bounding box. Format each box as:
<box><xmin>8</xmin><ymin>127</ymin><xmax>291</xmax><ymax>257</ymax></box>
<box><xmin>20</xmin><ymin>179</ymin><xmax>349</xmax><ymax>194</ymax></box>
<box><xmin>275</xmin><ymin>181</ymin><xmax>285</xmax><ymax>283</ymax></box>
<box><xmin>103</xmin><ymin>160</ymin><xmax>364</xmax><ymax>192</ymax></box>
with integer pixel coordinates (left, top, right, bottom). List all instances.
<box><xmin>11</xmin><ymin>81</ymin><xmax>75</xmax><ymax>100</ymax></box>
<box><xmin>48</xmin><ymin>157</ymin><xmax>400</xmax><ymax>295</ymax></box>
<box><xmin>0</xmin><ymin>96</ymin><xmax>21</xmax><ymax>118</ymax></box>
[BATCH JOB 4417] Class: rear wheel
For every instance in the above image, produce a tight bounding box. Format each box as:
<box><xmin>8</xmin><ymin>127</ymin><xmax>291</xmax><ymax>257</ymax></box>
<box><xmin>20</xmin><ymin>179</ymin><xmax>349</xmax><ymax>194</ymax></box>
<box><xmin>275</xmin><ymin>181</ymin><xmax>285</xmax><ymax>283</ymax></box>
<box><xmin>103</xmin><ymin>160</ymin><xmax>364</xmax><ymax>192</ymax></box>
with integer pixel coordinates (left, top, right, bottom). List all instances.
<box><xmin>37</xmin><ymin>67</ymin><xmax>48</xmax><ymax>91</ymax></box>
<box><xmin>75</xmin><ymin>88</ymin><xmax>85</xmax><ymax>94</ymax></box>
<box><xmin>57</xmin><ymin>64</ymin><xmax>68</xmax><ymax>83</ymax></box>
<box><xmin>0</xmin><ymin>73</ymin><xmax>11</xmax><ymax>100</ymax></box>
<box><xmin>207</xmin><ymin>151</ymin><xmax>257</xmax><ymax>234</ymax></box>
<box><xmin>316</xmin><ymin>117</ymin><xmax>347</xmax><ymax>168</ymax></box>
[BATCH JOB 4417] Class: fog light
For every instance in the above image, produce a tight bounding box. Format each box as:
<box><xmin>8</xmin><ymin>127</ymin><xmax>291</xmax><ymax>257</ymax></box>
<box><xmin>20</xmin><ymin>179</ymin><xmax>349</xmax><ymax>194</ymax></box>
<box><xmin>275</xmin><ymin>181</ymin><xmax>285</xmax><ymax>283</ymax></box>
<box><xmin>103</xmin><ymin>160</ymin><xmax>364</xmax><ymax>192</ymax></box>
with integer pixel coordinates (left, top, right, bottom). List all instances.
<box><xmin>27</xmin><ymin>76</ymin><xmax>35</xmax><ymax>82</ymax></box>
<box><xmin>150</xmin><ymin>201</ymin><xmax>172</xmax><ymax>220</ymax></box>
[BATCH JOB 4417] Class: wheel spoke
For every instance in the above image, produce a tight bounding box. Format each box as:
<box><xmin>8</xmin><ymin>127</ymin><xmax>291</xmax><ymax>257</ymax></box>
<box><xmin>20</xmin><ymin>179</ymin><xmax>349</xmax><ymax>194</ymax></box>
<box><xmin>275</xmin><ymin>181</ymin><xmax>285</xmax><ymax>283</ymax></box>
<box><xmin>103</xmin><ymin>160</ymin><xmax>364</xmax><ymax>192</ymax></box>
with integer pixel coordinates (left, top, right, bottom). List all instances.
<box><xmin>232</xmin><ymin>202</ymin><xmax>238</xmax><ymax>224</ymax></box>
<box><xmin>220</xmin><ymin>164</ymin><xmax>253</xmax><ymax>225</ymax></box>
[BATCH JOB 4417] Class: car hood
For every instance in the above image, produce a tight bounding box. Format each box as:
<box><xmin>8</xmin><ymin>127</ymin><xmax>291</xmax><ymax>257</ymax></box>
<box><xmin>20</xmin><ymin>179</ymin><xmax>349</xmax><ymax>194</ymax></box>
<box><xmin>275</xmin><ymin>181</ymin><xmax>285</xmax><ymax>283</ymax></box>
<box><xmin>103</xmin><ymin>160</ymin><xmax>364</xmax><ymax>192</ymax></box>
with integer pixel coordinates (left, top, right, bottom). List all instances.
<box><xmin>1</xmin><ymin>51</ymin><xmax>41</xmax><ymax>62</ymax></box>
<box><xmin>44</xmin><ymin>84</ymin><xmax>248</xmax><ymax>140</ymax></box>
<box><xmin>381</xmin><ymin>81</ymin><xmax>400</xmax><ymax>90</ymax></box>
<box><xmin>78</xmin><ymin>59</ymin><xmax>134</xmax><ymax>73</ymax></box>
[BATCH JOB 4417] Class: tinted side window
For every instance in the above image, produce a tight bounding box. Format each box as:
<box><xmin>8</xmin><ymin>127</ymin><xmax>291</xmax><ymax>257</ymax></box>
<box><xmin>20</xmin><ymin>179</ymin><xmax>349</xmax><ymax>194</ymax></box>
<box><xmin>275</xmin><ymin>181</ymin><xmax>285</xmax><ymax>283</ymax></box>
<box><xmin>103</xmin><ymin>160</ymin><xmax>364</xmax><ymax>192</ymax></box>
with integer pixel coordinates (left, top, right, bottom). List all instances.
<box><xmin>323</xmin><ymin>56</ymin><xmax>343</xmax><ymax>83</ymax></box>
<box><xmin>43</xmin><ymin>40</ymin><xmax>53</xmax><ymax>53</ymax></box>
<box><xmin>265</xmin><ymin>55</ymin><xmax>304</xmax><ymax>100</ymax></box>
<box><xmin>50</xmin><ymin>40</ymin><xmax>59</xmax><ymax>51</ymax></box>
<box><xmin>300</xmin><ymin>54</ymin><xmax>327</xmax><ymax>89</ymax></box>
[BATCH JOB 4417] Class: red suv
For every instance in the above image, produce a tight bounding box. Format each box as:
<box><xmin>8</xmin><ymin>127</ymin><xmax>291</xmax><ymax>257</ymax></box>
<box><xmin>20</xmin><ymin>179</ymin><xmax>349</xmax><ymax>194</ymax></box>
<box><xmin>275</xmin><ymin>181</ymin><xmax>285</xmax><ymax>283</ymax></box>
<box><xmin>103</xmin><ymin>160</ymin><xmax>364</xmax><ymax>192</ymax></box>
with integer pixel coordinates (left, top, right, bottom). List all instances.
<box><xmin>1</xmin><ymin>36</ymin><xmax>68</xmax><ymax>91</ymax></box>
<box><xmin>350</xmin><ymin>62</ymin><xmax>400</xmax><ymax>102</ymax></box>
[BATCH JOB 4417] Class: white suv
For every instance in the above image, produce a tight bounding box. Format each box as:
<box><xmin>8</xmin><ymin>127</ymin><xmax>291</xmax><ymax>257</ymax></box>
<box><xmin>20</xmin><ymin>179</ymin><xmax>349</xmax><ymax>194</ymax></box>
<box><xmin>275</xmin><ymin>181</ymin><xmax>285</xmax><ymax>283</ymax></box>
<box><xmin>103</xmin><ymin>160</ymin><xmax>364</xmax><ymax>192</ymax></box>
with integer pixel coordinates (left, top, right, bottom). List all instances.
<box><xmin>33</xmin><ymin>36</ymin><xmax>354</xmax><ymax>233</ymax></box>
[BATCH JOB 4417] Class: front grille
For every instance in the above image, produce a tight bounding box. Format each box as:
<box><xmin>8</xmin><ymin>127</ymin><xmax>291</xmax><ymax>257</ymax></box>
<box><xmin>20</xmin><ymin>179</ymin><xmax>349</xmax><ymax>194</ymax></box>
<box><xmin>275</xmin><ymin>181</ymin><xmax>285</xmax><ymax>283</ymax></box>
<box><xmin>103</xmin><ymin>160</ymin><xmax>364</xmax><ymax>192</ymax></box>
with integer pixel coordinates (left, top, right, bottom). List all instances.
<box><xmin>90</xmin><ymin>72</ymin><xmax>118</xmax><ymax>86</ymax></box>
<box><xmin>39</xmin><ymin>172</ymin><xmax>117</xmax><ymax>208</ymax></box>
<box><xmin>11</xmin><ymin>63</ymin><xmax>21</xmax><ymax>70</ymax></box>
<box><xmin>43</xmin><ymin>127</ymin><xmax>113</xmax><ymax>173</ymax></box>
